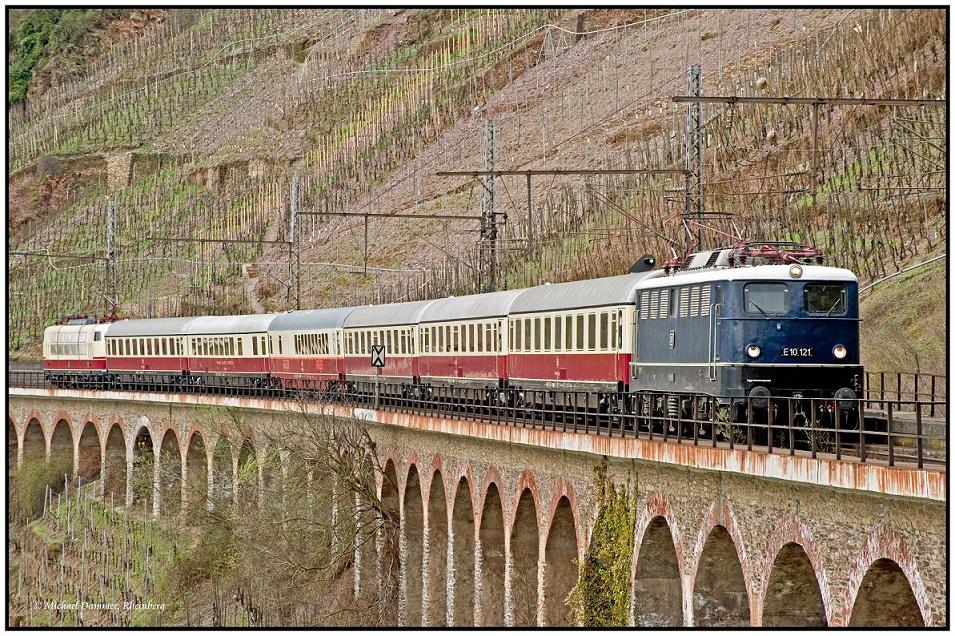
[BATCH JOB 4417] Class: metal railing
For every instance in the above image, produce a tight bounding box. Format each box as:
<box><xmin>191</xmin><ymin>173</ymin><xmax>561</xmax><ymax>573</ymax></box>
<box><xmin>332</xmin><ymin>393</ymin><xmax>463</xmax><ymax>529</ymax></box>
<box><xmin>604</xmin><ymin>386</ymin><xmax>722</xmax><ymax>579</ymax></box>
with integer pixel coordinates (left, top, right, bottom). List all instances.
<box><xmin>9</xmin><ymin>371</ymin><xmax>945</xmax><ymax>470</ymax></box>
<box><xmin>865</xmin><ymin>371</ymin><xmax>947</xmax><ymax>418</ymax></box>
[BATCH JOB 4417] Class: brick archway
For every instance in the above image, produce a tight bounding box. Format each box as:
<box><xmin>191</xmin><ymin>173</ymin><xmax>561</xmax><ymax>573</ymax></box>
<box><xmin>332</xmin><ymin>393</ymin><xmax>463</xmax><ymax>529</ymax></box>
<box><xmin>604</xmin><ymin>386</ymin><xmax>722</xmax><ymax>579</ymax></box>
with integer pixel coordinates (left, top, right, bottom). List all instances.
<box><xmin>632</xmin><ymin>492</ymin><xmax>686</xmax><ymax>627</ymax></box>
<box><xmin>687</xmin><ymin>499</ymin><xmax>754</xmax><ymax>626</ymax></box>
<box><xmin>843</xmin><ymin>526</ymin><xmax>931</xmax><ymax>627</ymax></box>
<box><xmin>757</xmin><ymin>514</ymin><xmax>831</xmax><ymax>626</ymax></box>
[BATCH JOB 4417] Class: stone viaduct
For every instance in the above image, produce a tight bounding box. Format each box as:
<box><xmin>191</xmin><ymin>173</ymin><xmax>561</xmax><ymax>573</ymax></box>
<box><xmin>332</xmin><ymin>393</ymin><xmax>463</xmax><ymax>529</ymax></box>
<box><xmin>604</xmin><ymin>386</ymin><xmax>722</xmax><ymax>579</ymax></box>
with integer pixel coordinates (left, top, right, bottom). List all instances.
<box><xmin>8</xmin><ymin>387</ymin><xmax>946</xmax><ymax>627</ymax></box>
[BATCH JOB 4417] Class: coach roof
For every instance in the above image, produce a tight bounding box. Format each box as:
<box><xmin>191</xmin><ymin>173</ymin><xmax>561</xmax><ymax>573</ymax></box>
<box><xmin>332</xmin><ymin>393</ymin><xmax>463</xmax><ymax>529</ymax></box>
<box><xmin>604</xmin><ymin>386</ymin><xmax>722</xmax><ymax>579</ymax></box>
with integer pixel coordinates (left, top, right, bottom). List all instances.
<box><xmin>344</xmin><ymin>299</ymin><xmax>437</xmax><ymax>328</ymax></box>
<box><xmin>184</xmin><ymin>314</ymin><xmax>279</xmax><ymax>335</ymax></box>
<box><xmin>269</xmin><ymin>307</ymin><xmax>355</xmax><ymax>332</ymax></box>
<box><xmin>418</xmin><ymin>288</ymin><xmax>525</xmax><ymax>323</ymax></box>
<box><xmin>106</xmin><ymin>317</ymin><xmax>196</xmax><ymax>337</ymax></box>
<box><xmin>509</xmin><ymin>272</ymin><xmax>659</xmax><ymax>314</ymax></box>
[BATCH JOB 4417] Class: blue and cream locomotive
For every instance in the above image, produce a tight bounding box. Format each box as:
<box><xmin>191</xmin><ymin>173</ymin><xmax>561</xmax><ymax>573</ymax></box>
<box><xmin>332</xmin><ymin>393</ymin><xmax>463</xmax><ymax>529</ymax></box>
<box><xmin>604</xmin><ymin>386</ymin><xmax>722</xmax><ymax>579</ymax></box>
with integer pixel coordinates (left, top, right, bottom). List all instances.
<box><xmin>631</xmin><ymin>243</ymin><xmax>863</xmax><ymax>415</ymax></box>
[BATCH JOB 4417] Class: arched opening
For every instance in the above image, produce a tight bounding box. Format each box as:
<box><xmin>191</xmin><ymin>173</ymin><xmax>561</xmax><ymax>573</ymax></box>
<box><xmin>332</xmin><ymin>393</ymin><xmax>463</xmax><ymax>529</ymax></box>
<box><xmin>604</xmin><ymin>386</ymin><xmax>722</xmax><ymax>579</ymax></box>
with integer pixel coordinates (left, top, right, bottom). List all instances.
<box><xmin>427</xmin><ymin>471</ymin><xmax>448</xmax><ymax>626</ymax></box>
<box><xmin>50</xmin><ymin>419</ymin><xmax>73</xmax><ymax>470</ymax></box>
<box><xmin>185</xmin><ymin>432</ymin><xmax>208</xmax><ymax>516</ymax></box>
<box><xmin>762</xmin><ymin>542</ymin><xmax>826</xmax><ymax>626</ymax></box>
<box><xmin>357</xmin><ymin>455</ymin><xmax>377</xmax><ymax>599</ymax></box>
<box><xmin>260</xmin><ymin>446</ymin><xmax>281</xmax><ymax>501</ymax></box>
<box><xmin>693</xmin><ymin>525</ymin><xmax>749</xmax><ymax>626</ymax></box>
<box><xmin>158</xmin><ymin>429</ymin><xmax>181</xmax><ymax>516</ymax></box>
<box><xmin>103</xmin><ymin>423</ymin><xmax>126</xmax><ymax>504</ymax></box>
<box><xmin>634</xmin><ymin>516</ymin><xmax>683</xmax><ymax>626</ymax></box>
<box><xmin>130</xmin><ymin>427</ymin><xmax>155</xmax><ymax>512</ymax></box>
<box><xmin>22</xmin><ymin>418</ymin><xmax>44</xmax><ymax>462</ymax></box>
<box><xmin>211</xmin><ymin>436</ymin><xmax>234</xmax><ymax>508</ymax></box>
<box><xmin>510</xmin><ymin>488</ymin><xmax>539</xmax><ymax>626</ymax></box>
<box><xmin>236</xmin><ymin>438</ymin><xmax>257</xmax><ymax>511</ymax></box>
<box><xmin>8</xmin><ymin>418</ymin><xmax>18</xmax><ymax>465</ymax></box>
<box><xmin>403</xmin><ymin>465</ymin><xmax>424</xmax><ymax>625</ymax></box>
<box><xmin>544</xmin><ymin>496</ymin><xmax>578</xmax><ymax>627</ymax></box>
<box><xmin>381</xmin><ymin>460</ymin><xmax>401</xmax><ymax>623</ymax></box>
<box><xmin>849</xmin><ymin>558</ymin><xmax>924</xmax><ymax>627</ymax></box>
<box><xmin>479</xmin><ymin>482</ymin><xmax>505</xmax><ymax>626</ymax></box>
<box><xmin>76</xmin><ymin>421</ymin><xmax>101</xmax><ymax>483</ymax></box>
<box><xmin>451</xmin><ymin>477</ymin><xmax>475</xmax><ymax>626</ymax></box>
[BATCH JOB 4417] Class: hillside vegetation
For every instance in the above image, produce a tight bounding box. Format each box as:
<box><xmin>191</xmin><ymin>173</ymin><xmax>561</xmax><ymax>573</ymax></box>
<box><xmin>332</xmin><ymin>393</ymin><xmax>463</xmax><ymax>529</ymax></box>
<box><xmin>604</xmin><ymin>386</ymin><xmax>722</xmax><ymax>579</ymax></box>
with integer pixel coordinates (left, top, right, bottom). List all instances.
<box><xmin>7</xmin><ymin>8</ymin><xmax>947</xmax><ymax>373</ymax></box>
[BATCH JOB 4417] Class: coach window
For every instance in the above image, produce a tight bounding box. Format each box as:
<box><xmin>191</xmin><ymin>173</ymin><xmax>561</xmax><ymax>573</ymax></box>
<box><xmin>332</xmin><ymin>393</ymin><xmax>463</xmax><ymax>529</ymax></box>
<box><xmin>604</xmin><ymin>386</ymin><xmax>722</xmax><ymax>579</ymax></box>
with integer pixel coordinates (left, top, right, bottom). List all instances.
<box><xmin>161</xmin><ymin>339</ymin><xmax>167</xmax><ymax>356</ymax></box>
<box><xmin>588</xmin><ymin>314</ymin><xmax>597</xmax><ymax>351</ymax></box>
<box><xmin>600</xmin><ymin>313</ymin><xmax>609</xmax><ymax>350</ymax></box>
<box><xmin>154</xmin><ymin>338</ymin><xmax>160</xmax><ymax>354</ymax></box>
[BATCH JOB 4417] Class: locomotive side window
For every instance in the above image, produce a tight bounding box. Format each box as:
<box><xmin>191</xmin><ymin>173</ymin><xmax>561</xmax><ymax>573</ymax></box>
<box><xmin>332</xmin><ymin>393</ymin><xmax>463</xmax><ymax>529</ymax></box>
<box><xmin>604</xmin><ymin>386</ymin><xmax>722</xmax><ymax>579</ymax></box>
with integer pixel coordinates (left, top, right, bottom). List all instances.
<box><xmin>744</xmin><ymin>283</ymin><xmax>789</xmax><ymax>315</ymax></box>
<box><xmin>804</xmin><ymin>284</ymin><xmax>847</xmax><ymax>315</ymax></box>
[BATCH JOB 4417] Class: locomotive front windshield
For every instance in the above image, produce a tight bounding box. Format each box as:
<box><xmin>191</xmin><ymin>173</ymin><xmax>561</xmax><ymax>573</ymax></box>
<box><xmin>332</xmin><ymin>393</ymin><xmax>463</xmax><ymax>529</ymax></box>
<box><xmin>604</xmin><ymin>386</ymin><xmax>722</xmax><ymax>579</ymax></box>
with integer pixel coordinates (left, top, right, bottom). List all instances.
<box><xmin>804</xmin><ymin>283</ymin><xmax>847</xmax><ymax>315</ymax></box>
<box><xmin>744</xmin><ymin>283</ymin><xmax>789</xmax><ymax>315</ymax></box>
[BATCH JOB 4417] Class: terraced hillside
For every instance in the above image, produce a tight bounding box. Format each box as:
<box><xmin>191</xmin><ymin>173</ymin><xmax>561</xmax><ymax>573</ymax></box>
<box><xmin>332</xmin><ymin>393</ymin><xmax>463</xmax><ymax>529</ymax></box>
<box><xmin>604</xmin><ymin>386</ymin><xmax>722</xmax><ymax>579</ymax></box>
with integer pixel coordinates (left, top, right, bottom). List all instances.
<box><xmin>8</xmin><ymin>8</ymin><xmax>947</xmax><ymax>373</ymax></box>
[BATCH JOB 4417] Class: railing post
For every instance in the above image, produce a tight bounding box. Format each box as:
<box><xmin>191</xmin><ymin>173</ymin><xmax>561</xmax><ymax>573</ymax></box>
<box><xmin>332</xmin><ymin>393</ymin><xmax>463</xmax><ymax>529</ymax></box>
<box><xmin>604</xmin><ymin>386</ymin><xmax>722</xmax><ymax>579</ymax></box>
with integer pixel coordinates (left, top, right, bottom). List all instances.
<box><xmin>692</xmin><ymin>398</ymin><xmax>699</xmax><ymax>446</ymax></box>
<box><xmin>834</xmin><ymin>401</ymin><xmax>842</xmax><ymax>461</ymax></box>
<box><xmin>746</xmin><ymin>399</ymin><xmax>753</xmax><ymax>451</ymax></box>
<box><xmin>710</xmin><ymin>401</ymin><xmax>717</xmax><ymax>448</ymax></box>
<box><xmin>788</xmin><ymin>399</ymin><xmax>795</xmax><ymax>456</ymax></box>
<box><xmin>915</xmin><ymin>408</ymin><xmax>924</xmax><ymax>470</ymax></box>
<box><xmin>880</xmin><ymin>371</ymin><xmax>885</xmax><ymax>408</ymax></box>
<box><xmin>887</xmin><ymin>402</ymin><xmax>894</xmax><ymax>467</ymax></box>
<box><xmin>809</xmin><ymin>400</ymin><xmax>817</xmax><ymax>459</ymax></box>
<box><xmin>858</xmin><ymin>400</ymin><xmax>866</xmax><ymax>463</ymax></box>
<box><xmin>767</xmin><ymin>399</ymin><xmax>774</xmax><ymax>455</ymax></box>
<box><xmin>930</xmin><ymin>375</ymin><xmax>936</xmax><ymax>417</ymax></box>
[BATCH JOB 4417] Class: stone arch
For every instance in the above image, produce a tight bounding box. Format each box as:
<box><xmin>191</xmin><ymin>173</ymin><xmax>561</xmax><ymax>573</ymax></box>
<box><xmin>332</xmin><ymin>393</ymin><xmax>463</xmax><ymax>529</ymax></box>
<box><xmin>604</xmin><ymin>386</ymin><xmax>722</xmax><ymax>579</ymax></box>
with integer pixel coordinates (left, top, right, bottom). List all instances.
<box><xmin>259</xmin><ymin>445</ymin><xmax>282</xmax><ymax>500</ymax></box>
<box><xmin>184</xmin><ymin>431</ymin><xmax>208</xmax><ymax>514</ymax></box>
<box><xmin>849</xmin><ymin>559</ymin><xmax>924</xmax><ymax>627</ymax></box>
<box><xmin>130</xmin><ymin>425</ymin><xmax>155</xmax><ymax>511</ymax></box>
<box><xmin>451</xmin><ymin>475</ymin><xmax>475</xmax><ymax>626</ymax></box>
<box><xmin>544</xmin><ymin>495</ymin><xmax>578</xmax><ymax>627</ymax></box>
<box><xmin>633</xmin><ymin>516</ymin><xmax>683</xmax><ymax>626</ymax></box>
<box><xmin>157</xmin><ymin>428</ymin><xmax>181</xmax><ymax>515</ymax></box>
<box><xmin>692</xmin><ymin>526</ymin><xmax>750</xmax><ymax>626</ymax></box>
<box><xmin>426</xmin><ymin>469</ymin><xmax>448</xmax><ymax>626</ymax></box>
<box><xmin>762</xmin><ymin>543</ymin><xmax>827</xmax><ymax>626</ymax></box>
<box><xmin>479</xmin><ymin>480</ymin><xmax>506</xmax><ymax>626</ymax></box>
<box><xmin>757</xmin><ymin>515</ymin><xmax>831</xmax><ymax>626</ymax></box>
<box><xmin>8</xmin><ymin>417</ymin><xmax>18</xmax><ymax>464</ymax></box>
<box><xmin>402</xmin><ymin>464</ymin><xmax>424</xmax><ymax>625</ymax></box>
<box><xmin>236</xmin><ymin>438</ymin><xmax>257</xmax><ymax>511</ymax></box>
<box><xmin>22</xmin><ymin>418</ymin><xmax>45</xmax><ymax>462</ymax></box>
<box><xmin>510</xmin><ymin>487</ymin><xmax>539</xmax><ymax>626</ymax></box>
<box><xmin>380</xmin><ymin>459</ymin><xmax>401</xmax><ymax>623</ymax></box>
<box><xmin>50</xmin><ymin>417</ymin><xmax>74</xmax><ymax>468</ymax></box>
<box><xmin>76</xmin><ymin>420</ymin><xmax>101</xmax><ymax>482</ymax></box>
<box><xmin>103</xmin><ymin>422</ymin><xmax>126</xmax><ymax>503</ymax></box>
<box><xmin>211</xmin><ymin>435</ymin><xmax>234</xmax><ymax>507</ymax></box>
<box><xmin>845</xmin><ymin>526</ymin><xmax>930</xmax><ymax>627</ymax></box>
<box><xmin>356</xmin><ymin>453</ymin><xmax>378</xmax><ymax>598</ymax></box>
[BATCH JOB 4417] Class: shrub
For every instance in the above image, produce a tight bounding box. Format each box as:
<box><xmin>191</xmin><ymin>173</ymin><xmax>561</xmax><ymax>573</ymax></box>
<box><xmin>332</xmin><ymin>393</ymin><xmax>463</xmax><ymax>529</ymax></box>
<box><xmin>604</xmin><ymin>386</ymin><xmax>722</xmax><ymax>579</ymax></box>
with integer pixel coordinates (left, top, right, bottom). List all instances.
<box><xmin>10</xmin><ymin>452</ymin><xmax>73</xmax><ymax>524</ymax></box>
<box><xmin>36</xmin><ymin>153</ymin><xmax>63</xmax><ymax>176</ymax></box>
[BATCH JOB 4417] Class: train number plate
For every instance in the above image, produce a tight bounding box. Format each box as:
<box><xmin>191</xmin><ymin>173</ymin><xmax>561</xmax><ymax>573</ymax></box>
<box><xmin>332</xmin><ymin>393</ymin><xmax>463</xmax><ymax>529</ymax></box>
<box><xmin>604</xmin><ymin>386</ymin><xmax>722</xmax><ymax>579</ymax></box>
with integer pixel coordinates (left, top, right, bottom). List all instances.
<box><xmin>781</xmin><ymin>347</ymin><xmax>813</xmax><ymax>357</ymax></box>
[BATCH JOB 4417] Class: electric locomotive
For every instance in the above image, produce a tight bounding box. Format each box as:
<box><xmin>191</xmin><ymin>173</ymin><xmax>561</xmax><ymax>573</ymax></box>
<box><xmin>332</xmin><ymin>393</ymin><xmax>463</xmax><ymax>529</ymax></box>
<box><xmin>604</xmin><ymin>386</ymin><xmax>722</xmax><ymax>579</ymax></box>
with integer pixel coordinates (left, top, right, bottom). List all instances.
<box><xmin>630</xmin><ymin>242</ymin><xmax>863</xmax><ymax>418</ymax></box>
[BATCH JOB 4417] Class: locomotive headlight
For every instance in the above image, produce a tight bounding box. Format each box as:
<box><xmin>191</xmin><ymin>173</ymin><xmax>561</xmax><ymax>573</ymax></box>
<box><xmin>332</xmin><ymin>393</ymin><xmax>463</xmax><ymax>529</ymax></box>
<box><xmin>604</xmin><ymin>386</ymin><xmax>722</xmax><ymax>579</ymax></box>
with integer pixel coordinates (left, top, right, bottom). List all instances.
<box><xmin>746</xmin><ymin>344</ymin><xmax>761</xmax><ymax>358</ymax></box>
<box><xmin>832</xmin><ymin>344</ymin><xmax>847</xmax><ymax>359</ymax></box>
<box><xmin>789</xmin><ymin>264</ymin><xmax>803</xmax><ymax>278</ymax></box>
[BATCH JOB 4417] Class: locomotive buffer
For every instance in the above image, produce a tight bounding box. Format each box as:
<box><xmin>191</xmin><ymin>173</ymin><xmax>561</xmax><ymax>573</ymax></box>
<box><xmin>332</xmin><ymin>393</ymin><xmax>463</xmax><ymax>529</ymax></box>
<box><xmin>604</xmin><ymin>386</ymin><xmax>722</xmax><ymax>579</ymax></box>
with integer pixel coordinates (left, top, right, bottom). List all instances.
<box><xmin>371</xmin><ymin>345</ymin><xmax>386</xmax><ymax>408</ymax></box>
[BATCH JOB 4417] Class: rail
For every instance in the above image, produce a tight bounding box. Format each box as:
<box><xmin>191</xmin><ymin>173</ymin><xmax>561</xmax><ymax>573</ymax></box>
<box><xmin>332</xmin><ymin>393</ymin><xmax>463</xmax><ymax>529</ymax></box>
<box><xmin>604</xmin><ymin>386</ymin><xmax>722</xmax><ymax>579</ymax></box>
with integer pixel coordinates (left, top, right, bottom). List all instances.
<box><xmin>865</xmin><ymin>371</ymin><xmax>947</xmax><ymax>418</ymax></box>
<box><xmin>8</xmin><ymin>371</ymin><xmax>945</xmax><ymax>471</ymax></box>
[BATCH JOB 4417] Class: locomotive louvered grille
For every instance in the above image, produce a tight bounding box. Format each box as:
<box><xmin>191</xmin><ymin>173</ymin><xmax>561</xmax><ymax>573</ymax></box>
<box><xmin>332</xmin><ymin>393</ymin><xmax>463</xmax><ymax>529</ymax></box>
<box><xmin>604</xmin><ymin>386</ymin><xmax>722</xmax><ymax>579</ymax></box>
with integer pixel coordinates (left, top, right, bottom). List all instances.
<box><xmin>679</xmin><ymin>287</ymin><xmax>690</xmax><ymax>317</ymax></box>
<box><xmin>659</xmin><ymin>289</ymin><xmax>670</xmax><ymax>317</ymax></box>
<box><xmin>701</xmin><ymin>285</ymin><xmax>711</xmax><ymax>316</ymax></box>
<box><xmin>649</xmin><ymin>291</ymin><xmax>659</xmax><ymax>319</ymax></box>
<box><xmin>690</xmin><ymin>286</ymin><xmax>700</xmax><ymax>316</ymax></box>
<box><xmin>640</xmin><ymin>291</ymin><xmax>649</xmax><ymax>320</ymax></box>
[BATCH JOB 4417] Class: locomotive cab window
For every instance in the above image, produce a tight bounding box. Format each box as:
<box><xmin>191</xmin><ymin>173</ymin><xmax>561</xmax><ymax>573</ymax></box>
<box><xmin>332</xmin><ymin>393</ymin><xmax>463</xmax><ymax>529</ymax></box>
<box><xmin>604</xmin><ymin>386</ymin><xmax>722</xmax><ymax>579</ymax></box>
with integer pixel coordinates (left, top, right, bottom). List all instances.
<box><xmin>804</xmin><ymin>284</ymin><xmax>847</xmax><ymax>315</ymax></box>
<box><xmin>744</xmin><ymin>283</ymin><xmax>789</xmax><ymax>315</ymax></box>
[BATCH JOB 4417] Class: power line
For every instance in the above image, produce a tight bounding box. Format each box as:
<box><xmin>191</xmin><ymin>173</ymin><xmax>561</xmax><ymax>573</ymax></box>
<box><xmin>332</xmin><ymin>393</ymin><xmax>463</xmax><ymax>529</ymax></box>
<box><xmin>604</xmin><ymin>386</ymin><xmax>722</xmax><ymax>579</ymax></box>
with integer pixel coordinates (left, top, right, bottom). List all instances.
<box><xmin>672</xmin><ymin>95</ymin><xmax>945</xmax><ymax>107</ymax></box>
